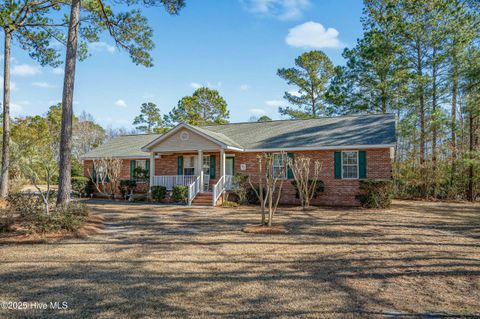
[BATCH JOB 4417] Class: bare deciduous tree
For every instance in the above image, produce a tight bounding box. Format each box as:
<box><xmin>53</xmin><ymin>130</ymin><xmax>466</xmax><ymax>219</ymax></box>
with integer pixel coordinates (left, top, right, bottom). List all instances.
<box><xmin>87</xmin><ymin>157</ymin><xmax>122</xmax><ymax>198</ymax></box>
<box><xmin>249</xmin><ymin>153</ymin><xmax>287</xmax><ymax>227</ymax></box>
<box><xmin>287</xmin><ymin>155</ymin><xmax>322</xmax><ymax>210</ymax></box>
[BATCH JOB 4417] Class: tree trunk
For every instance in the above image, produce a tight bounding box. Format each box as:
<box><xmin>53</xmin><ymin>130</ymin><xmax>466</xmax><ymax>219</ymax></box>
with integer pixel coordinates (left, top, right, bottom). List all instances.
<box><xmin>0</xmin><ymin>31</ymin><xmax>12</xmax><ymax>198</ymax></box>
<box><xmin>451</xmin><ymin>69</ymin><xmax>458</xmax><ymax>184</ymax></box>
<box><xmin>416</xmin><ymin>40</ymin><xmax>426</xmax><ymax>197</ymax></box>
<box><xmin>431</xmin><ymin>55</ymin><xmax>438</xmax><ymax>197</ymax></box>
<box><xmin>57</xmin><ymin>0</ymin><xmax>81</xmax><ymax>205</ymax></box>
<box><xmin>467</xmin><ymin>112</ymin><xmax>474</xmax><ymax>202</ymax></box>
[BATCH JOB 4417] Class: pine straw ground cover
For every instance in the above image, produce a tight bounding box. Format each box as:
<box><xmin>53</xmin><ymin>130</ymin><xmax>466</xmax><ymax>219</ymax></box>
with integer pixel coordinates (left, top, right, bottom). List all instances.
<box><xmin>0</xmin><ymin>200</ymin><xmax>479</xmax><ymax>318</ymax></box>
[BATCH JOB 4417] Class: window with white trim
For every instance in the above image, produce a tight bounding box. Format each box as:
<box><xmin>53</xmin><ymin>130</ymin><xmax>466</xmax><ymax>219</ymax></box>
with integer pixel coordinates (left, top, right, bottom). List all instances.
<box><xmin>184</xmin><ymin>156</ymin><xmax>195</xmax><ymax>175</ymax></box>
<box><xmin>202</xmin><ymin>155</ymin><xmax>210</xmax><ymax>177</ymax></box>
<box><xmin>342</xmin><ymin>151</ymin><xmax>358</xmax><ymax>179</ymax></box>
<box><xmin>133</xmin><ymin>160</ymin><xmax>149</xmax><ymax>181</ymax></box>
<box><xmin>272</xmin><ymin>153</ymin><xmax>287</xmax><ymax>179</ymax></box>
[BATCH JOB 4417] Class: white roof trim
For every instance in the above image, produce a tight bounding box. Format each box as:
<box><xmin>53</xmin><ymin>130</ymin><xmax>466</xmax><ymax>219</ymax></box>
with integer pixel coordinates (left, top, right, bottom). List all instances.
<box><xmin>81</xmin><ymin>155</ymin><xmax>150</xmax><ymax>160</ymax></box>
<box><xmin>242</xmin><ymin>144</ymin><xmax>395</xmax><ymax>152</ymax></box>
<box><xmin>141</xmin><ymin>123</ymin><xmax>228</xmax><ymax>151</ymax></box>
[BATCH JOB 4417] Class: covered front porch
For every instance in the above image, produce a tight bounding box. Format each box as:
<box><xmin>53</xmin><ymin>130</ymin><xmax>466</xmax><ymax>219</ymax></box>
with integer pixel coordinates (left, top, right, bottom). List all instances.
<box><xmin>142</xmin><ymin>123</ymin><xmax>244</xmax><ymax>206</ymax></box>
<box><xmin>148</xmin><ymin>149</ymin><xmax>236</xmax><ymax>206</ymax></box>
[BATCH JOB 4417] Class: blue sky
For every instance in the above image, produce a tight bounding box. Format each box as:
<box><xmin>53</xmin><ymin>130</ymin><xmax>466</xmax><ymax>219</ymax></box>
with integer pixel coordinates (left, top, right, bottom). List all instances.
<box><xmin>2</xmin><ymin>0</ymin><xmax>364</xmax><ymax>129</ymax></box>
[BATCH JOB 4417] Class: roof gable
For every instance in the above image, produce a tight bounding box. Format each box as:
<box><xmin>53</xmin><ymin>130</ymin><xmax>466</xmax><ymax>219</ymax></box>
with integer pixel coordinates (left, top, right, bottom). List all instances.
<box><xmin>142</xmin><ymin>123</ymin><xmax>243</xmax><ymax>152</ymax></box>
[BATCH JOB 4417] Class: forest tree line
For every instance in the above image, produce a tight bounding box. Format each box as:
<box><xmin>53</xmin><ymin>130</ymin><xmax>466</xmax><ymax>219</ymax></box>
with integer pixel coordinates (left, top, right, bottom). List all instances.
<box><xmin>0</xmin><ymin>0</ymin><xmax>479</xmax><ymax>204</ymax></box>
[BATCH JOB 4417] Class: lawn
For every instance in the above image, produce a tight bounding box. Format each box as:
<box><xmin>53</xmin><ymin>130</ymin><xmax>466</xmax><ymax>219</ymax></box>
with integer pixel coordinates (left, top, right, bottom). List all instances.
<box><xmin>0</xmin><ymin>200</ymin><xmax>479</xmax><ymax>318</ymax></box>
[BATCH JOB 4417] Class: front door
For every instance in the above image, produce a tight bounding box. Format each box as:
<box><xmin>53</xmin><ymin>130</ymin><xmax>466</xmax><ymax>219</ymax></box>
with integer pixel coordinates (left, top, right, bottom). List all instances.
<box><xmin>226</xmin><ymin>157</ymin><xmax>234</xmax><ymax>176</ymax></box>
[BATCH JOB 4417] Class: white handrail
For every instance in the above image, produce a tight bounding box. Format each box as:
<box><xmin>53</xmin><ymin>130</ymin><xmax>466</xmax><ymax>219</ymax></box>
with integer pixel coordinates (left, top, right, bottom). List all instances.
<box><xmin>152</xmin><ymin>175</ymin><xmax>198</xmax><ymax>190</ymax></box>
<box><xmin>212</xmin><ymin>175</ymin><xmax>225</xmax><ymax>206</ymax></box>
<box><xmin>187</xmin><ymin>176</ymin><xmax>201</xmax><ymax>206</ymax></box>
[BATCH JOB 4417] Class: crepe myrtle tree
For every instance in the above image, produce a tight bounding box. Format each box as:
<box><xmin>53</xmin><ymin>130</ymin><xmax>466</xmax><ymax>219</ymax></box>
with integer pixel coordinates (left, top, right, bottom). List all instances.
<box><xmin>87</xmin><ymin>157</ymin><xmax>122</xmax><ymax>198</ymax></box>
<box><xmin>286</xmin><ymin>155</ymin><xmax>322</xmax><ymax>210</ymax></box>
<box><xmin>248</xmin><ymin>153</ymin><xmax>287</xmax><ymax>227</ymax></box>
<box><xmin>57</xmin><ymin>0</ymin><xmax>186</xmax><ymax>205</ymax></box>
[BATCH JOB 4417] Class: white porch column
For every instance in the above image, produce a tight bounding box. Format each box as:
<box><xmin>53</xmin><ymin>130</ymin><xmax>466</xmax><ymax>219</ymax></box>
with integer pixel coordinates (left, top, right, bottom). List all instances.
<box><xmin>197</xmin><ymin>150</ymin><xmax>204</xmax><ymax>192</ymax></box>
<box><xmin>220</xmin><ymin>148</ymin><xmax>226</xmax><ymax>178</ymax></box>
<box><xmin>149</xmin><ymin>152</ymin><xmax>155</xmax><ymax>188</ymax></box>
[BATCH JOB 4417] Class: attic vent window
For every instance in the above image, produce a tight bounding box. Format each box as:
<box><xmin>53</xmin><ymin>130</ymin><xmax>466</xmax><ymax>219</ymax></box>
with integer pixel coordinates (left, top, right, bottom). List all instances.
<box><xmin>180</xmin><ymin>131</ymin><xmax>189</xmax><ymax>141</ymax></box>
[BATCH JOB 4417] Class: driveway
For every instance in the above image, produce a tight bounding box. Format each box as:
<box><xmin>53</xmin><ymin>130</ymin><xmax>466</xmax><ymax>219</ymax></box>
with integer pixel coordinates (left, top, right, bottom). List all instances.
<box><xmin>0</xmin><ymin>200</ymin><xmax>479</xmax><ymax>318</ymax></box>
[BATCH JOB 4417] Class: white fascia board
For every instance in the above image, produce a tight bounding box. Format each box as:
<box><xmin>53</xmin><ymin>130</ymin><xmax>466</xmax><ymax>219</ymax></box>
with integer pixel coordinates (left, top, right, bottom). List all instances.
<box><xmin>81</xmin><ymin>155</ymin><xmax>150</xmax><ymax>160</ymax></box>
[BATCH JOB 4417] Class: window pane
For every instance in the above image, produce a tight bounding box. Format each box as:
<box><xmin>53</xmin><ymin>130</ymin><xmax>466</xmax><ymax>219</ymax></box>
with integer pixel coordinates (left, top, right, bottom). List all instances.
<box><xmin>203</xmin><ymin>156</ymin><xmax>210</xmax><ymax>175</ymax></box>
<box><xmin>343</xmin><ymin>152</ymin><xmax>357</xmax><ymax>165</ymax></box>
<box><xmin>342</xmin><ymin>165</ymin><xmax>358</xmax><ymax>179</ymax></box>
<box><xmin>135</xmin><ymin>160</ymin><xmax>147</xmax><ymax>170</ymax></box>
<box><xmin>184</xmin><ymin>168</ymin><xmax>195</xmax><ymax>175</ymax></box>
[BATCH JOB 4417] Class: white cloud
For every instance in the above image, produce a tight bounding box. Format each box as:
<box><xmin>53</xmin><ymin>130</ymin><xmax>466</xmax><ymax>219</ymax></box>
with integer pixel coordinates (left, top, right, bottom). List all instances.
<box><xmin>286</xmin><ymin>21</ymin><xmax>342</xmax><ymax>49</ymax></box>
<box><xmin>240</xmin><ymin>84</ymin><xmax>250</xmax><ymax>91</ymax></box>
<box><xmin>52</xmin><ymin>67</ymin><xmax>64</xmax><ymax>75</ymax></box>
<box><xmin>90</xmin><ymin>42</ymin><xmax>116</xmax><ymax>53</ymax></box>
<box><xmin>115</xmin><ymin>99</ymin><xmax>127</xmax><ymax>108</ymax></box>
<box><xmin>190</xmin><ymin>82</ymin><xmax>202</xmax><ymax>89</ymax></box>
<box><xmin>288</xmin><ymin>90</ymin><xmax>302</xmax><ymax>97</ymax></box>
<box><xmin>32</xmin><ymin>81</ymin><xmax>57</xmax><ymax>89</ymax></box>
<box><xmin>190</xmin><ymin>81</ymin><xmax>222</xmax><ymax>90</ymax></box>
<box><xmin>11</xmin><ymin>64</ymin><xmax>41</xmax><ymax>76</ymax></box>
<box><xmin>11</xmin><ymin>100</ymin><xmax>30</xmax><ymax>115</ymax></box>
<box><xmin>265</xmin><ymin>99</ymin><xmax>289</xmax><ymax>107</ymax></box>
<box><xmin>243</xmin><ymin>0</ymin><xmax>310</xmax><ymax>20</ymax></box>
<box><xmin>250</xmin><ymin>108</ymin><xmax>266</xmax><ymax>116</ymax></box>
<box><xmin>0</xmin><ymin>78</ymin><xmax>18</xmax><ymax>91</ymax></box>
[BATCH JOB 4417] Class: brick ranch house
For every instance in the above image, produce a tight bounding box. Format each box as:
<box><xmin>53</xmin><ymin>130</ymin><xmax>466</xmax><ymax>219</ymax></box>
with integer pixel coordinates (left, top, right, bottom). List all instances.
<box><xmin>82</xmin><ymin>114</ymin><xmax>396</xmax><ymax>206</ymax></box>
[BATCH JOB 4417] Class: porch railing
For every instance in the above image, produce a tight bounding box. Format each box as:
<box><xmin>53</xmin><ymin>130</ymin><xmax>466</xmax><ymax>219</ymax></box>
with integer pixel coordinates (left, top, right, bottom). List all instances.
<box><xmin>224</xmin><ymin>175</ymin><xmax>234</xmax><ymax>190</ymax></box>
<box><xmin>152</xmin><ymin>175</ymin><xmax>198</xmax><ymax>190</ymax></box>
<box><xmin>187</xmin><ymin>176</ymin><xmax>201</xmax><ymax>206</ymax></box>
<box><xmin>212</xmin><ymin>175</ymin><xmax>225</xmax><ymax>206</ymax></box>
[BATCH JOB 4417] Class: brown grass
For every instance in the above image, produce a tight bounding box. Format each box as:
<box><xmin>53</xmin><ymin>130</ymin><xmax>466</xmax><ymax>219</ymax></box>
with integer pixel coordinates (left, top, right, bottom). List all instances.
<box><xmin>243</xmin><ymin>224</ymin><xmax>289</xmax><ymax>234</ymax></box>
<box><xmin>0</xmin><ymin>199</ymin><xmax>479</xmax><ymax>318</ymax></box>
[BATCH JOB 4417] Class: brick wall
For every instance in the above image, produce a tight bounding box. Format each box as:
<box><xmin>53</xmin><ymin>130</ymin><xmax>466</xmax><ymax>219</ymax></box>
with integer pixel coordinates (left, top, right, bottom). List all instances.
<box><xmin>233</xmin><ymin>149</ymin><xmax>392</xmax><ymax>206</ymax></box>
<box><xmin>84</xmin><ymin>148</ymin><xmax>392</xmax><ymax>205</ymax></box>
<box><xmin>83</xmin><ymin>158</ymin><xmax>149</xmax><ymax>194</ymax></box>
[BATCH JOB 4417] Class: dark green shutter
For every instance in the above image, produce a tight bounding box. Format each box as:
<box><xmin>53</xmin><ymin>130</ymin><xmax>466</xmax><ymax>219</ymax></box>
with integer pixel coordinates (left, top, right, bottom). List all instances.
<box><xmin>232</xmin><ymin>157</ymin><xmax>235</xmax><ymax>175</ymax></box>
<box><xmin>146</xmin><ymin>159</ymin><xmax>150</xmax><ymax>179</ymax></box>
<box><xmin>177</xmin><ymin>156</ymin><xmax>183</xmax><ymax>175</ymax></box>
<box><xmin>359</xmin><ymin>151</ymin><xmax>366</xmax><ymax>179</ymax></box>
<box><xmin>287</xmin><ymin>152</ymin><xmax>294</xmax><ymax>179</ymax></box>
<box><xmin>130</xmin><ymin>160</ymin><xmax>135</xmax><ymax>180</ymax></box>
<box><xmin>210</xmin><ymin>155</ymin><xmax>216</xmax><ymax>179</ymax></box>
<box><xmin>334</xmin><ymin>151</ymin><xmax>341</xmax><ymax>179</ymax></box>
<box><xmin>92</xmin><ymin>164</ymin><xmax>96</xmax><ymax>180</ymax></box>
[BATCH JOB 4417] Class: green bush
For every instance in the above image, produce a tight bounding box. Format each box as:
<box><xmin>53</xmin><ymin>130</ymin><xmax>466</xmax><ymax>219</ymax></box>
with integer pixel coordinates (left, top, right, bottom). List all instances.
<box><xmin>246</xmin><ymin>186</ymin><xmax>266</xmax><ymax>205</ymax></box>
<box><xmin>221</xmin><ymin>200</ymin><xmax>239</xmax><ymax>207</ymax></box>
<box><xmin>0</xmin><ymin>210</ymin><xmax>15</xmax><ymax>233</ymax></box>
<box><xmin>151</xmin><ymin>186</ymin><xmax>167</xmax><ymax>202</ymax></box>
<box><xmin>172</xmin><ymin>185</ymin><xmax>188</xmax><ymax>203</ymax></box>
<box><xmin>119</xmin><ymin>180</ymin><xmax>137</xmax><ymax>198</ymax></box>
<box><xmin>85</xmin><ymin>179</ymin><xmax>95</xmax><ymax>197</ymax></box>
<box><xmin>232</xmin><ymin>173</ymin><xmax>249</xmax><ymax>204</ymax></box>
<box><xmin>72</xmin><ymin>176</ymin><xmax>89</xmax><ymax>196</ymax></box>
<box><xmin>356</xmin><ymin>179</ymin><xmax>393</xmax><ymax>208</ymax></box>
<box><xmin>5</xmin><ymin>193</ymin><xmax>88</xmax><ymax>234</ymax></box>
<box><xmin>130</xmin><ymin>194</ymin><xmax>147</xmax><ymax>202</ymax></box>
<box><xmin>7</xmin><ymin>193</ymin><xmax>46</xmax><ymax>218</ymax></box>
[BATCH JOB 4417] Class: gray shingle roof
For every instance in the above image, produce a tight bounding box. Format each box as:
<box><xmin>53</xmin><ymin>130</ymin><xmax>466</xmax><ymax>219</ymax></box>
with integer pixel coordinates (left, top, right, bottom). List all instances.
<box><xmin>200</xmin><ymin>113</ymin><xmax>396</xmax><ymax>149</ymax></box>
<box><xmin>82</xmin><ymin>114</ymin><xmax>396</xmax><ymax>159</ymax></box>
<box><xmin>81</xmin><ymin>134</ymin><xmax>161</xmax><ymax>159</ymax></box>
